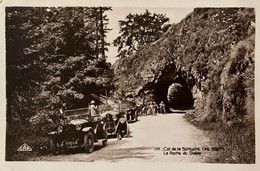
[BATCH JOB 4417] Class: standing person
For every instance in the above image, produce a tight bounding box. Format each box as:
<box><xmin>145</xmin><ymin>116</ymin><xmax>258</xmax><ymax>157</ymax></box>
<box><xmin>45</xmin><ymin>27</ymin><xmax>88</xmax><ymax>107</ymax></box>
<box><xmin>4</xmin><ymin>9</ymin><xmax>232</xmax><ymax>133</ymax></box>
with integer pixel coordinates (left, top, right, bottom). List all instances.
<box><xmin>90</xmin><ymin>100</ymin><xmax>98</xmax><ymax>117</ymax></box>
<box><xmin>115</xmin><ymin>112</ymin><xmax>127</xmax><ymax>140</ymax></box>
<box><xmin>58</xmin><ymin>103</ymin><xmax>66</xmax><ymax>124</ymax></box>
<box><xmin>152</xmin><ymin>102</ymin><xmax>158</xmax><ymax>116</ymax></box>
<box><xmin>149</xmin><ymin>102</ymin><xmax>154</xmax><ymax>115</ymax></box>
<box><xmin>141</xmin><ymin>105</ymin><xmax>147</xmax><ymax>116</ymax></box>
<box><xmin>156</xmin><ymin>103</ymin><xmax>160</xmax><ymax>114</ymax></box>
<box><xmin>159</xmin><ymin>101</ymin><xmax>166</xmax><ymax>114</ymax></box>
<box><xmin>145</xmin><ymin>102</ymin><xmax>150</xmax><ymax>115</ymax></box>
<box><xmin>59</xmin><ymin>103</ymin><xmax>66</xmax><ymax>115</ymax></box>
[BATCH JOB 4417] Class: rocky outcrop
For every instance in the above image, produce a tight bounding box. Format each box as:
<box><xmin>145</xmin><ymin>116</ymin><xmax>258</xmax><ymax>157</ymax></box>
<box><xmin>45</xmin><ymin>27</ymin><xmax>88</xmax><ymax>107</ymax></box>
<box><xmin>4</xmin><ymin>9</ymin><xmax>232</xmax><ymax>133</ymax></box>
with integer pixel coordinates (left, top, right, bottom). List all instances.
<box><xmin>113</xmin><ymin>8</ymin><xmax>255</xmax><ymax>123</ymax></box>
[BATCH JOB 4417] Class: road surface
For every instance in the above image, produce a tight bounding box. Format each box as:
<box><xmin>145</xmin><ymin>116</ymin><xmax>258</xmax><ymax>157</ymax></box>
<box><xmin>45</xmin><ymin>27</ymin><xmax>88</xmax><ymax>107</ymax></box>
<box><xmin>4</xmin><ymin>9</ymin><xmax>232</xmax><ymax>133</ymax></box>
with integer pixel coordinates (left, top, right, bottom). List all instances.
<box><xmin>31</xmin><ymin>113</ymin><xmax>217</xmax><ymax>163</ymax></box>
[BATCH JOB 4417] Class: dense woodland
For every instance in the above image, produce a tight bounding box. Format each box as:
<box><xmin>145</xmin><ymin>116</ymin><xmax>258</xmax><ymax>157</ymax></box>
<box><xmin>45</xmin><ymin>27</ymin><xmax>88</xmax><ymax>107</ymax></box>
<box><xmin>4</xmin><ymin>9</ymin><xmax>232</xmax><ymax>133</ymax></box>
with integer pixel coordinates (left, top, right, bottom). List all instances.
<box><xmin>6</xmin><ymin>7</ymin><xmax>114</xmax><ymax>159</ymax></box>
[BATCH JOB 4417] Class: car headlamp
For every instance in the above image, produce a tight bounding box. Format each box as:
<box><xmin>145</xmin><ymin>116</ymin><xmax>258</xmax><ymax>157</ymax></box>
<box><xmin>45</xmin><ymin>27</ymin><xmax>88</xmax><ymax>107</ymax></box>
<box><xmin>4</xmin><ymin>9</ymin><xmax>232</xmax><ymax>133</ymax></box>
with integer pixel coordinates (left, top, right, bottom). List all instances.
<box><xmin>57</xmin><ymin>125</ymin><xmax>63</xmax><ymax>133</ymax></box>
<box><xmin>75</xmin><ymin>124</ymin><xmax>82</xmax><ymax>131</ymax></box>
<box><xmin>100</xmin><ymin>120</ymin><xmax>104</xmax><ymax>124</ymax></box>
<box><xmin>112</xmin><ymin>115</ymin><xmax>117</xmax><ymax>121</ymax></box>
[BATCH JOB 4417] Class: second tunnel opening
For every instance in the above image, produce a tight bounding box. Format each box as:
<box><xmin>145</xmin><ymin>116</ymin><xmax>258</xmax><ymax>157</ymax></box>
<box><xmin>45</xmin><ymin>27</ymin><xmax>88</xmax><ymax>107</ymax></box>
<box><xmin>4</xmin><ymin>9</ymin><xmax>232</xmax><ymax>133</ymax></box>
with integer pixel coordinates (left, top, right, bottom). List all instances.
<box><xmin>153</xmin><ymin>76</ymin><xmax>194</xmax><ymax>111</ymax></box>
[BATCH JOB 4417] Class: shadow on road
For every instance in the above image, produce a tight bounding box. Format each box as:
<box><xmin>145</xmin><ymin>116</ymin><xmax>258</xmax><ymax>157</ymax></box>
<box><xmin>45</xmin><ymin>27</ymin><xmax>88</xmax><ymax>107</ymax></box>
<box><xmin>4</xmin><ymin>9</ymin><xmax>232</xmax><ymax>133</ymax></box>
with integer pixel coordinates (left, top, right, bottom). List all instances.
<box><xmin>58</xmin><ymin>143</ymin><xmax>107</xmax><ymax>155</ymax></box>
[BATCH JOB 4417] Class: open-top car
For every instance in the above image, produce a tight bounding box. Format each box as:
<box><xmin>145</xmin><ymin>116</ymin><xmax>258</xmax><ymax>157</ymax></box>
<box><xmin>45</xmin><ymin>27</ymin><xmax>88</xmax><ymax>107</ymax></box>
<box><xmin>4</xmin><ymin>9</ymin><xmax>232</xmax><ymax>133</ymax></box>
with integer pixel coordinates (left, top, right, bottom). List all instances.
<box><xmin>48</xmin><ymin>107</ymin><xmax>107</xmax><ymax>155</ymax></box>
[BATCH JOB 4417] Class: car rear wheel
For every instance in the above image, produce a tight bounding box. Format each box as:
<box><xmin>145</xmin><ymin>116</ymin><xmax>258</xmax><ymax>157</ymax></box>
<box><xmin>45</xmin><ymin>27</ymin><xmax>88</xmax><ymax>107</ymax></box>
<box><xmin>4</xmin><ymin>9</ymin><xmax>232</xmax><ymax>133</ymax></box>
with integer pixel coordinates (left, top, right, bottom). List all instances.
<box><xmin>49</xmin><ymin>137</ymin><xmax>59</xmax><ymax>155</ymax></box>
<box><xmin>84</xmin><ymin>131</ymin><xmax>94</xmax><ymax>153</ymax></box>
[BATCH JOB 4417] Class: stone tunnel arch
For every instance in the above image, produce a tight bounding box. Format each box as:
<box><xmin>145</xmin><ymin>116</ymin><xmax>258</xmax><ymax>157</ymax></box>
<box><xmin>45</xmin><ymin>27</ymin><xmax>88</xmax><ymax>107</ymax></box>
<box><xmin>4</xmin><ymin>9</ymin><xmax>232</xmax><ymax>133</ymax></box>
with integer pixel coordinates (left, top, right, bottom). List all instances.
<box><xmin>152</xmin><ymin>76</ymin><xmax>194</xmax><ymax>111</ymax></box>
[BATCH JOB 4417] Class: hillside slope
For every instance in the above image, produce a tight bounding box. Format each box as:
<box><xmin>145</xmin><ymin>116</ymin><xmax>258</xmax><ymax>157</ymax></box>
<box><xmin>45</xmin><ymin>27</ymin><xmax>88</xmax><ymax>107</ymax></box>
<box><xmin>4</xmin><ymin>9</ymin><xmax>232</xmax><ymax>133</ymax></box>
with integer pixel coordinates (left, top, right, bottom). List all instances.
<box><xmin>113</xmin><ymin>8</ymin><xmax>255</xmax><ymax>123</ymax></box>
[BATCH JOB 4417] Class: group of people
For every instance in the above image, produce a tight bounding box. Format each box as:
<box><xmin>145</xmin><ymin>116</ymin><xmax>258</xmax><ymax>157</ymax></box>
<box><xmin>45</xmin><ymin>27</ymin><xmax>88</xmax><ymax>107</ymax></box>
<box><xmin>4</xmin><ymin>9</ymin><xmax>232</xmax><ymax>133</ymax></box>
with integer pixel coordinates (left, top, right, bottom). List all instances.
<box><xmin>144</xmin><ymin>101</ymin><xmax>166</xmax><ymax>116</ymax></box>
<box><xmin>88</xmin><ymin>99</ymin><xmax>167</xmax><ymax>117</ymax></box>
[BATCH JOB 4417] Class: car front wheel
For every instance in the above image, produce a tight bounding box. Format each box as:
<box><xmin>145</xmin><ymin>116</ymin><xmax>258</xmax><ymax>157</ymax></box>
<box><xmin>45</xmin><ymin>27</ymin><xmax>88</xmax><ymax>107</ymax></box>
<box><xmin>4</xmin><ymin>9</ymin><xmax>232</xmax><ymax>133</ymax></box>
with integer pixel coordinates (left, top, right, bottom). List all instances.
<box><xmin>49</xmin><ymin>137</ymin><xmax>59</xmax><ymax>155</ymax></box>
<box><xmin>84</xmin><ymin>131</ymin><xmax>94</xmax><ymax>153</ymax></box>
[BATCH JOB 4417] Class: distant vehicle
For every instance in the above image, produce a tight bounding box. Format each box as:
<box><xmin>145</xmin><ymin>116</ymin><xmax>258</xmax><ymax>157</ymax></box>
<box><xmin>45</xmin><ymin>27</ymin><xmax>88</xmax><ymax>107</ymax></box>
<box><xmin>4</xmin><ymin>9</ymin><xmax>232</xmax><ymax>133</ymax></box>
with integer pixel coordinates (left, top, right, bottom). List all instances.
<box><xmin>47</xmin><ymin>107</ymin><xmax>107</xmax><ymax>155</ymax></box>
<box><xmin>126</xmin><ymin>108</ymin><xmax>138</xmax><ymax>123</ymax></box>
<box><xmin>101</xmin><ymin>110</ymin><xmax>130</xmax><ymax>139</ymax></box>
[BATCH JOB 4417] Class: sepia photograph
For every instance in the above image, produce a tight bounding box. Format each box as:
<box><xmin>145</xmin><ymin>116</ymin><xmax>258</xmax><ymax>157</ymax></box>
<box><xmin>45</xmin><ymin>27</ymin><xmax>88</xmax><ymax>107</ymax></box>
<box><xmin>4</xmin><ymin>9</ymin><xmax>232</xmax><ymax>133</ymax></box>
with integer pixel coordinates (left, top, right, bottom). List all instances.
<box><xmin>1</xmin><ymin>0</ymin><xmax>259</xmax><ymax>170</ymax></box>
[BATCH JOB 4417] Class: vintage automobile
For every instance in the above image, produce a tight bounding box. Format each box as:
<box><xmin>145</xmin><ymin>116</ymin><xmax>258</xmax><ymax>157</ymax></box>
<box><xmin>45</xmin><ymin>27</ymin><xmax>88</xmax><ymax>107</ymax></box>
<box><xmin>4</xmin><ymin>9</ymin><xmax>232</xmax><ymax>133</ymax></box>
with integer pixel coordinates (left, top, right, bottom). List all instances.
<box><xmin>126</xmin><ymin>108</ymin><xmax>138</xmax><ymax>123</ymax></box>
<box><xmin>119</xmin><ymin>101</ymin><xmax>138</xmax><ymax>123</ymax></box>
<box><xmin>89</xmin><ymin>94</ymin><xmax>132</xmax><ymax>139</ymax></box>
<box><xmin>93</xmin><ymin>93</ymin><xmax>138</xmax><ymax>123</ymax></box>
<box><xmin>101</xmin><ymin>111</ymin><xmax>130</xmax><ymax>139</ymax></box>
<box><xmin>48</xmin><ymin>107</ymin><xmax>108</xmax><ymax>155</ymax></box>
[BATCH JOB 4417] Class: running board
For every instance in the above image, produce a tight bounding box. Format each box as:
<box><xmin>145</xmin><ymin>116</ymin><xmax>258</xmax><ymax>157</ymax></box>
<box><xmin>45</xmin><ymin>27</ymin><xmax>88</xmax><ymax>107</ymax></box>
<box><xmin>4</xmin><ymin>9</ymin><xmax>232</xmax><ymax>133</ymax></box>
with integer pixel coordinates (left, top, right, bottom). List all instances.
<box><xmin>98</xmin><ymin>138</ymin><xmax>107</xmax><ymax>142</ymax></box>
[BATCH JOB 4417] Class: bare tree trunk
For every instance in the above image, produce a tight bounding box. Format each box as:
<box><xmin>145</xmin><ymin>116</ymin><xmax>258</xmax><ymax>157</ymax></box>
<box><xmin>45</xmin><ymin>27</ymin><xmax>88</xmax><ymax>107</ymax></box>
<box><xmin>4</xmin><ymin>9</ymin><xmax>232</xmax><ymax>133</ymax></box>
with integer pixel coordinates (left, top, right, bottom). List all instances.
<box><xmin>94</xmin><ymin>7</ymin><xmax>99</xmax><ymax>58</ymax></box>
<box><xmin>99</xmin><ymin>7</ymin><xmax>105</xmax><ymax>57</ymax></box>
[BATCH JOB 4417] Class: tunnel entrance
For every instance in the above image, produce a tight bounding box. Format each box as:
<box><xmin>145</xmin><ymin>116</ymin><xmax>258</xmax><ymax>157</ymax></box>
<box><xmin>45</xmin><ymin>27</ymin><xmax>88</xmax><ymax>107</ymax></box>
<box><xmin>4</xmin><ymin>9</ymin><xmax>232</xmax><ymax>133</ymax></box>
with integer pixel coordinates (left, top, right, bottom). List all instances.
<box><xmin>153</xmin><ymin>76</ymin><xmax>194</xmax><ymax>111</ymax></box>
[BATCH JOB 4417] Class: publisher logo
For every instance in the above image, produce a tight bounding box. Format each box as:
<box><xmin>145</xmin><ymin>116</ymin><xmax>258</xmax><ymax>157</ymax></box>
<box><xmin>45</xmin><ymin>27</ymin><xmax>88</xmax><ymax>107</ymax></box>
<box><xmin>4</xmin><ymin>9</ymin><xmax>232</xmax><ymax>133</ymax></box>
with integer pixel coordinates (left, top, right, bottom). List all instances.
<box><xmin>17</xmin><ymin>143</ymin><xmax>32</xmax><ymax>152</ymax></box>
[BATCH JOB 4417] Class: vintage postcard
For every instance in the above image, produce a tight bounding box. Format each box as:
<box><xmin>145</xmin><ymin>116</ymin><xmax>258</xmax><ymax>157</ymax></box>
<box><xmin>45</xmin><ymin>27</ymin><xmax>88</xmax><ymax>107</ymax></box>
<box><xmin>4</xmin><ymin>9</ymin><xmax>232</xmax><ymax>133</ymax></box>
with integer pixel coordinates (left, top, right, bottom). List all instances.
<box><xmin>0</xmin><ymin>0</ymin><xmax>259</xmax><ymax>171</ymax></box>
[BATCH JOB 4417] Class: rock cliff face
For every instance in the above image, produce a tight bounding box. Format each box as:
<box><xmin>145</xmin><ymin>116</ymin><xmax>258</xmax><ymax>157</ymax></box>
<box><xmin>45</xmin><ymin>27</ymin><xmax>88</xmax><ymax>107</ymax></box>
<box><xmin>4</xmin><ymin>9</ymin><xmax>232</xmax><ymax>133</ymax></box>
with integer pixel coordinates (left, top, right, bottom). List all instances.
<box><xmin>113</xmin><ymin>8</ymin><xmax>255</xmax><ymax>123</ymax></box>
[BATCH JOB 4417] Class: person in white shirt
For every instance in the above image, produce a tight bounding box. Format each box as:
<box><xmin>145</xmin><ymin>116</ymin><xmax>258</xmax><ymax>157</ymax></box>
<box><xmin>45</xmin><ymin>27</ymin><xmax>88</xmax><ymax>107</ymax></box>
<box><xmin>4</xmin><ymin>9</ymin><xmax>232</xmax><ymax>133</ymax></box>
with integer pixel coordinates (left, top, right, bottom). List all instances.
<box><xmin>90</xmin><ymin>100</ymin><xmax>98</xmax><ymax>117</ymax></box>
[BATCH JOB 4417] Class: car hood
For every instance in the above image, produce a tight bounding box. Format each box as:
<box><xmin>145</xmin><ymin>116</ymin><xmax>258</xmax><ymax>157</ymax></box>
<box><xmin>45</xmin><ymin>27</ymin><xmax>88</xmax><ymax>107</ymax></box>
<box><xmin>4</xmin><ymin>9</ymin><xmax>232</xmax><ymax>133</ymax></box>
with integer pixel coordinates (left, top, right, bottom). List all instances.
<box><xmin>70</xmin><ymin>119</ymin><xmax>88</xmax><ymax>125</ymax></box>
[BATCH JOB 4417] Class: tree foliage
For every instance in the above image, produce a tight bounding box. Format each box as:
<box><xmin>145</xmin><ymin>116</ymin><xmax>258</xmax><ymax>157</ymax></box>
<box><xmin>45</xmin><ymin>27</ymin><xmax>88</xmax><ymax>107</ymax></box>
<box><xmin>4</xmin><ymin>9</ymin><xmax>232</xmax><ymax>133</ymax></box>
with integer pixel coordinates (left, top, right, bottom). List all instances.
<box><xmin>113</xmin><ymin>9</ymin><xmax>170</xmax><ymax>58</ymax></box>
<box><xmin>6</xmin><ymin>7</ymin><xmax>112</xmax><ymax>132</ymax></box>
